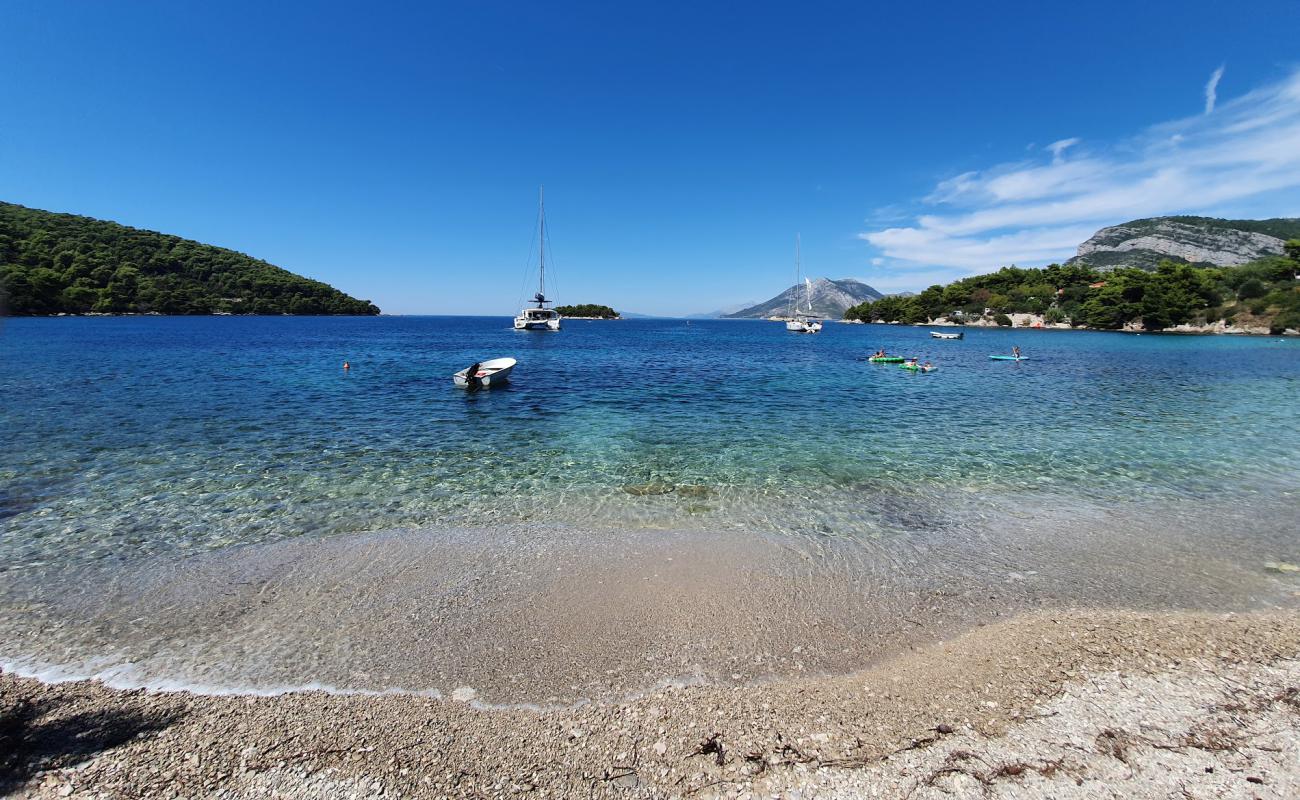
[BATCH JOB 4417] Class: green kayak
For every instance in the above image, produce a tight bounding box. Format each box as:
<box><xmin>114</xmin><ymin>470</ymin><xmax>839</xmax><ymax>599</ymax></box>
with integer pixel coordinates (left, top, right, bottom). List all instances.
<box><xmin>868</xmin><ymin>356</ymin><xmax>905</xmax><ymax>363</ymax></box>
<box><xmin>901</xmin><ymin>363</ymin><xmax>937</xmax><ymax>372</ymax></box>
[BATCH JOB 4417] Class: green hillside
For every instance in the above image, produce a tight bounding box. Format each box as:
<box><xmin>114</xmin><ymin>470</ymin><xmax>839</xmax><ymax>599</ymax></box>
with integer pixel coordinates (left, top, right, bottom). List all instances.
<box><xmin>0</xmin><ymin>202</ymin><xmax>379</xmax><ymax>315</ymax></box>
<box><xmin>555</xmin><ymin>304</ymin><xmax>619</xmax><ymax>318</ymax></box>
<box><xmin>845</xmin><ymin>243</ymin><xmax>1300</xmax><ymax>334</ymax></box>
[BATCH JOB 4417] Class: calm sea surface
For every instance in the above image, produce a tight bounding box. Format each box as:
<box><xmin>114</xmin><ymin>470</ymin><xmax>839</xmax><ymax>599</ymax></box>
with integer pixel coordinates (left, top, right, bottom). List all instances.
<box><xmin>2</xmin><ymin>316</ymin><xmax>1298</xmax><ymax>698</ymax></box>
<box><xmin>4</xmin><ymin>315</ymin><xmax>1298</xmax><ymax>566</ymax></box>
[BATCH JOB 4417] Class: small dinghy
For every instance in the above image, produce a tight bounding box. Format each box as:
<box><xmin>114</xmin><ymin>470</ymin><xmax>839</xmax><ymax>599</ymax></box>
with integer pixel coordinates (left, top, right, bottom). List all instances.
<box><xmin>453</xmin><ymin>357</ymin><xmax>516</xmax><ymax>388</ymax></box>
<box><xmin>930</xmin><ymin>331</ymin><xmax>963</xmax><ymax>340</ymax></box>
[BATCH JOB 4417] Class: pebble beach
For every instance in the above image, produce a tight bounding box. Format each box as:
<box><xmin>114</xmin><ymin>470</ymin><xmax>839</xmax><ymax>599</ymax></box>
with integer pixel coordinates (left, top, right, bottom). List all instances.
<box><xmin>5</xmin><ymin>610</ymin><xmax>1299</xmax><ymax>799</ymax></box>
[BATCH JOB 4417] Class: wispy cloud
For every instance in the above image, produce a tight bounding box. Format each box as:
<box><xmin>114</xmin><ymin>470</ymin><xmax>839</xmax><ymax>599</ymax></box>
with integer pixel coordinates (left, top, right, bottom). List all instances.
<box><xmin>1205</xmin><ymin>64</ymin><xmax>1225</xmax><ymax>114</ymax></box>
<box><xmin>859</xmin><ymin>68</ymin><xmax>1300</xmax><ymax>281</ymax></box>
<box><xmin>1047</xmin><ymin>137</ymin><xmax>1080</xmax><ymax>164</ymax></box>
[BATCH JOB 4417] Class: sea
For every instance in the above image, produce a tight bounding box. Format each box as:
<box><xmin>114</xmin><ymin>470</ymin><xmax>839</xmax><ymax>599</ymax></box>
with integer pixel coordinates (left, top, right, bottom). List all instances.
<box><xmin>2</xmin><ymin>316</ymin><xmax>1298</xmax><ymax>703</ymax></box>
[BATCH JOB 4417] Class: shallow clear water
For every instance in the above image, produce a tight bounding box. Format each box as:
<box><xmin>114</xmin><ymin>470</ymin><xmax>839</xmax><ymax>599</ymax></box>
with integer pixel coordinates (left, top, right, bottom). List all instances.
<box><xmin>2</xmin><ymin>316</ymin><xmax>1298</xmax><ymax>700</ymax></box>
<box><xmin>3</xmin><ymin>316</ymin><xmax>1298</xmax><ymax>567</ymax></box>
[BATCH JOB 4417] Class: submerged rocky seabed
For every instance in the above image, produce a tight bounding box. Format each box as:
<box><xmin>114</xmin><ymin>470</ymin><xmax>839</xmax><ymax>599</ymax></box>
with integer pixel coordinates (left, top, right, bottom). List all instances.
<box><xmin>2</xmin><ymin>485</ymin><xmax>1297</xmax><ymax>704</ymax></box>
<box><xmin>1</xmin><ymin>316</ymin><xmax>1298</xmax><ymax>702</ymax></box>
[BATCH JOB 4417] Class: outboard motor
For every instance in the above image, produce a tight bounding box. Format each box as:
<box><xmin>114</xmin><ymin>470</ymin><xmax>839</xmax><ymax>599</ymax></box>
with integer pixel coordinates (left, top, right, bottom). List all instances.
<box><xmin>465</xmin><ymin>362</ymin><xmax>482</xmax><ymax>391</ymax></box>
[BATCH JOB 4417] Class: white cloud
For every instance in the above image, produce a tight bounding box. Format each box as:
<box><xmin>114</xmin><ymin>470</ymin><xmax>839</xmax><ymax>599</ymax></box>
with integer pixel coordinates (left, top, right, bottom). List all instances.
<box><xmin>1047</xmin><ymin>137</ymin><xmax>1080</xmax><ymax>164</ymax></box>
<box><xmin>923</xmin><ymin>171</ymin><xmax>979</xmax><ymax>204</ymax></box>
<box><xmin>859</xmin><ymin>68</ymin><xmax>1300</xmax><ymax>282</ymax></box>
<box><xmin>864</xmin><ymin>224</ymin><xmax>1100</xmax><ymax>271</ymax></box>
<box><xmin>854</xmin><ymin>268</ymin><xmax>971</xmax><ymax>293</ymax></box>
<box><xmin>1205</xmin><ymin>64</ymin><xmax>1225</xmax><ymax>114</ymax></box>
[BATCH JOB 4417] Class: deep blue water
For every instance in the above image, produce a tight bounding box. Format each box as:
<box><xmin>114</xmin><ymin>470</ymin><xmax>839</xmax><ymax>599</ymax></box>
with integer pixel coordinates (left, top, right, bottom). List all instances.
<box><xmin>2</xmin><ymin>316</ymin><xmax>1298</xmax><ymax>569</ymax></box>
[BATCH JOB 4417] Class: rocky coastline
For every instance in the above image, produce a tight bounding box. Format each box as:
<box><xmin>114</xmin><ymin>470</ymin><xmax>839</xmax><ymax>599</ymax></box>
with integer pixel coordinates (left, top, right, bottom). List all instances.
<box><xmin>901</xmin><ymin>312</ymin><xmax>1296</xmax><ymax>336</ymax></box>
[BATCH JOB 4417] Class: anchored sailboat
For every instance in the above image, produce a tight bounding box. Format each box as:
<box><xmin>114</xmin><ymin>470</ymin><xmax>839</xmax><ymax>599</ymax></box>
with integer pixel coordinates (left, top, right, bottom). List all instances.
<box><xmin>785</xmin><ymin>235</ymin><xmax>823</xmax><ymax>333</ymax></box>
<box><xmin>514</xmin><ymin>186</ymin><xmax>562</xmax><ymax>331</ymax></box>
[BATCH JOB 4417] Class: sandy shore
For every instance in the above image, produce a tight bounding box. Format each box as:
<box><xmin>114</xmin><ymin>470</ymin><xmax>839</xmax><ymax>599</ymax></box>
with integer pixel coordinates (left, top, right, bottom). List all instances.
<box><xmin>4</xmin><ymin>609</ymin><xmax>1299</xmax><ymax>799</ymax></box>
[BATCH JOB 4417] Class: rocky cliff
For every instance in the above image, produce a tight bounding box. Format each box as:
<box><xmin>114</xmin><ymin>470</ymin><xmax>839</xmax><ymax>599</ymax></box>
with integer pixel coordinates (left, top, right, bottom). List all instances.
<box><xmin>1067</xmin><ymin>216</ymin><xmax>1300</xmax><ymax>272</ymax></box>
<box><xmin>723</xmin><ymin>278</ymin><xmax>884</xmax><ymax>319</ymax></box>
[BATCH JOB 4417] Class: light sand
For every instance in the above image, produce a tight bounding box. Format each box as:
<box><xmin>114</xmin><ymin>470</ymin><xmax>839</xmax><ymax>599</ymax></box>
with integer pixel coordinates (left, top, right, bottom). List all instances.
<box><xmin>4</xmin><ymin>609</ymin><xmax>1299</xmax><ymax>799</ymax></box>
<box><xmin>3</xmin><ymin>517</ymin><xmax>1290</xmax><ymax>705</ymax></box>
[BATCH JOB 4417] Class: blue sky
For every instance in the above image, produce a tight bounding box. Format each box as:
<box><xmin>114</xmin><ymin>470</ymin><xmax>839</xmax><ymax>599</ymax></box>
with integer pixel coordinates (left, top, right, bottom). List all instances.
<box><xmin>3</xmin><ymin>1</ymin><xmax>1299</xmax><ymax>315</ymax></box>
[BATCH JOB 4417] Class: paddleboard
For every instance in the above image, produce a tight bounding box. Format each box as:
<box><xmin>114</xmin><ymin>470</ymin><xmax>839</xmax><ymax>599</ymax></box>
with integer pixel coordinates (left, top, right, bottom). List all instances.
<box><xmin>989</xmin><ymin>355</ymin><xmax>1029</xmax><ymax>361</ymax></box>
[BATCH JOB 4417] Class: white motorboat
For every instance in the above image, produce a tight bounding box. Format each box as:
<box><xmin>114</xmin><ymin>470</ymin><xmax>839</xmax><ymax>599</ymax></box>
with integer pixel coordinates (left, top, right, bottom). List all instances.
<box><xmin>453</xmin><ymin>357</ymin><xmax>516</xmax><ymax>388</ymax></box>
<box><xmin>785</xmin><ymin>235</ymin><xmax>822</xmax><ymax>334</ymax></box>
<box><xmin>514</xmin><ymin>186</ymin><xmax>562</xmax><ymax>332</ymax></box>
<box><xmin>930</xmin><ymin>331</ymin><xmax>963</xmax><ymax>339</ymax></box>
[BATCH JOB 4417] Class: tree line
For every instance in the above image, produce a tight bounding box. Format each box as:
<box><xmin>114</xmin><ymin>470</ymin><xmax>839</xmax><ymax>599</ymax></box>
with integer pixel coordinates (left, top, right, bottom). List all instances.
<box><xmin>0</xmin><ymin>202</ymin><xmax>380</xmax><ymax>315</ymax></box>
<box><xmin>555</xmin><ymin>303</ymin><xmax>619</xmax><ymax>318</ymax></box>
<box><xmin>844</xmin><ymin>244</ymin><xmax>1300</xmax><ymax>335</ymax></box>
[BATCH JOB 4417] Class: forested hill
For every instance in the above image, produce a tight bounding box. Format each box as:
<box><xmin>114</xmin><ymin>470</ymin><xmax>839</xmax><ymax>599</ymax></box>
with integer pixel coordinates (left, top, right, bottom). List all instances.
<box><xmin>843</xmin><ymin>244</ymin><xmax>1300</xmax><ymax>335</ymax></box>
<box><xmin>555</xmin><ymin>304</ymin><xmax>619</xmax><ymax>318</ymax></box>
<box><xmin>0</xmin><ymin>202</ymin><xmax>380</xmax><ymax>315</ymax></box>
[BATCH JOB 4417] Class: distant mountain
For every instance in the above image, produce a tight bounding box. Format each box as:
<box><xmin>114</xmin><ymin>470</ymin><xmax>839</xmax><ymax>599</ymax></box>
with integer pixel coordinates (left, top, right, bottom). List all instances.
<box><xmin>684</xmin><ymin>300</ymin><xmax>759</xmax><ymax>319</ymax></box>
<box><xmin>0</xmin><ymin>201</ymin><xmax>379</xmax><ymax>315</ymax></box>
<box><xmin>723</xmin><ymin>278</ymin><xmax>884</xmax><ymax>319</ymax></box>
<box><xmin>1067</xmin><ymin>216</ymin><xmax>1300</xmax><ymax>272</ymax></box>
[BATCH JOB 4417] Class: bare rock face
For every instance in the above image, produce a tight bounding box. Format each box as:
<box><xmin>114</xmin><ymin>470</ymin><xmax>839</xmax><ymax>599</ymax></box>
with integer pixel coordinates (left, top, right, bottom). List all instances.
<box><xmin>1069</xmin><ymin>217</ymin><xmax>1295</xmax><ymax>272</ymax></box>
<box><xmin>725</xmin><ymin>278</ymin><xmax>884</xmax><ymax>319</ymax></box>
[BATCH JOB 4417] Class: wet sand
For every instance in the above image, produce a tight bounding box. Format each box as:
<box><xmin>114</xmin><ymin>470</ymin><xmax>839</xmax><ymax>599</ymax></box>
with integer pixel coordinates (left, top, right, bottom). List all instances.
<box><xmin>4</xmin><ymin>610</ymin><xmax>1299</xmax><ymax>799</ymax></box>
<box><xmin>2</xmin><ymin>509</ymin><xmax>1294</xmax><ymax>704</ymax></box>
<box><xmin>2</xmin><ymin>506</ymin><xmax>1298</xmax><ymax>797</ymax></box>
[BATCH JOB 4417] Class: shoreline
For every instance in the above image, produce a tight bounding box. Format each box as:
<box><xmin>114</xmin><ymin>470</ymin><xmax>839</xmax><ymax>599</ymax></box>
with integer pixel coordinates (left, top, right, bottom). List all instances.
<box><xmin>4</xmin><ymin>609</ymin><xmax>1298</xmax><ymax>798</ymax></box>
<box><xmin>853</xmin><ymin>317</ymin><xmax>1299</xmax><ymax>336</ymax></box>
<box><xmin>4</xmin><ymin>502</ymin><xmax>1295</xmax><ymax>706</ymax></box>
<box><xmin>8</xmin><ymin>313</ymin><xmax>1297</xmax><ymax>335</ymax></box>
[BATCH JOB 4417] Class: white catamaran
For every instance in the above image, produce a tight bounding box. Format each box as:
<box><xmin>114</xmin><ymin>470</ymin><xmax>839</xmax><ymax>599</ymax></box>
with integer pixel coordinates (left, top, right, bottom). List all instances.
<box><xmin>785</xmin><ymin>235</ymin><xmax>822</xmax><ymax>333</ymax></box>
<box><xmin>514</xmin><ymin>186</ymin><xmax>562</xmax><ymax>331</ymax></box>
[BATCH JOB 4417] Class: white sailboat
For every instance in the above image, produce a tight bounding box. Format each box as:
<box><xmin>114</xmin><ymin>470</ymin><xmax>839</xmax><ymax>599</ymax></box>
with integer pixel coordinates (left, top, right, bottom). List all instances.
<box><xmin>785</xmin><ymin>235</ymin><xmax>823</xmax><ymax>333</ymax></box>
<box><xmin>514</xmin><ymin>186</ymin><xmax>562</xmax><ymax>331</ymax></box>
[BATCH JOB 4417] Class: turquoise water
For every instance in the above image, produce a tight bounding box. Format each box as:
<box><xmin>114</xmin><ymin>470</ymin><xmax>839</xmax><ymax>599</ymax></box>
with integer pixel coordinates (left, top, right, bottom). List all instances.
<box><xmin>3</xmin><ymin>316</ymin><xmax>1299</xmax><ymax>699</ymax></box>
<box><xmin>2</xmin><ymin>316</ymin><xmax>1298</xmax><ymax>569</ymax></box>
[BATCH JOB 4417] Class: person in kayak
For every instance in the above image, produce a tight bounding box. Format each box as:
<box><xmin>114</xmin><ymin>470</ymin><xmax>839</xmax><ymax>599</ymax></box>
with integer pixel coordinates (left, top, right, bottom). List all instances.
<box><xmin>905</xmin><ymin>357</ymin><xmax>918</xmax><ymax>367</ymax></box>
<box><xmin>873</xmin><ymin>348</ymin><xmax>886</xmax><ymax>358</ymax></box>
<box><xmin>922</xmin><ymin>361</ymin><xmax>934</xmax><ymax>371</ymax></box>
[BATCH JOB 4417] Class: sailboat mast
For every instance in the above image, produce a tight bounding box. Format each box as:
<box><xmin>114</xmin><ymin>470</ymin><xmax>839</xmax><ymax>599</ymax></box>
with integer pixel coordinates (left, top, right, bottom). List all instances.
<box><xmin>538</xmin><ymin>185</ymin><xmax>546</xmax><ymax>299</ymax></box>
<box><xmin>794</xmin><ymin>234</ymin><xmax>802</xmax><ymax>317</ymax></box>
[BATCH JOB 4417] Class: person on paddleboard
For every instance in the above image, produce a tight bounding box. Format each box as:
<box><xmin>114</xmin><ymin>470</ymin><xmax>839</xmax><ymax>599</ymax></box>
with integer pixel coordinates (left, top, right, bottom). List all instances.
<box><xmin>1012</xmin><ymin>346</ymin><xmax>1021</xmax><ymax>359</ymax></box>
